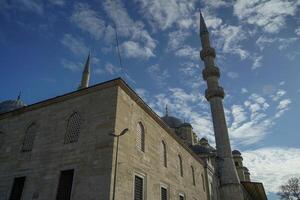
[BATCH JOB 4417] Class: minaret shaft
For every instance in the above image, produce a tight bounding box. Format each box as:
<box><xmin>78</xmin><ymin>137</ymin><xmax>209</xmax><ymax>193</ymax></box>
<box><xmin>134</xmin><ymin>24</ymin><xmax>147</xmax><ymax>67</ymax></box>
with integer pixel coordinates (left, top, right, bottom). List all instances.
<box><xmin>199</xmin><ymin>13</ymin><xmax>244</xmax><ymax>200</ymax></box>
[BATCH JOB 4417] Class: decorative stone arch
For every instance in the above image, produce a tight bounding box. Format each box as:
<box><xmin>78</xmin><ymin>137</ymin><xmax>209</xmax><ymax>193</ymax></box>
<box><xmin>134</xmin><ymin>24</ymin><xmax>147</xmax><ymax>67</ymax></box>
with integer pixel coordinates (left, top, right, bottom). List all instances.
<box><xmin>178</xmin><ymin>154</ymin><xmax>183</xmax><ymax>177</ymax></box>
<box><xmin>136</xmin><ymin>121</ymin><xmax>145</xmax><ymax>152</ymax></box>
<box><xmin>21</xmin><ymin>122</ymin><xmax>37</xmax><ymax>152</ymax></box>
<box><xmin>64</xmin><ymin>112</ymin><xmax>81</xmax><ymax>144</ymax></box>
<box><xmin>191</xmin><ymin>165</ymin><xmax>196</xmax><ymax>186</ymax></box>
<box><xmin>161</xmin><ymin>140</ymin><xmax>167</xmax><ymax>167</ymax></box>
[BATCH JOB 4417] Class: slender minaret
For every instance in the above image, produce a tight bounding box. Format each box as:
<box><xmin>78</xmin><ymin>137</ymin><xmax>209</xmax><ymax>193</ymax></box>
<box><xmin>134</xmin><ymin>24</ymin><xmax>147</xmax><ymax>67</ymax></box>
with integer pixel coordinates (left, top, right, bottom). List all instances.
<box><xmin>78</xmin><ymin>52</ymin><xmax>91</xmax><ymax>90</ymax></box>
<box><xmin>199</xmin><ymin>13</ymin><xmax>244</xmax><ymax>200</ymax></box>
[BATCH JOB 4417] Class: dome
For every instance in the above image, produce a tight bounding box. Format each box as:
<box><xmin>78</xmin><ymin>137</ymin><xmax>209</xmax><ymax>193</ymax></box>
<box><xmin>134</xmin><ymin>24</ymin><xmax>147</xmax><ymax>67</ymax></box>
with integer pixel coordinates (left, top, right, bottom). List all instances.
<box><xmin>232</xmin><ymin>150</ymin><xmax>241</xmax><ymax>155</ymax></box>
<box><xmin>0</xmin><ymin>99</ymin><xmax>26</xmax><ymax>114</ymax></box>
<box><xmin>161</xmin><ymin>115</ymin><xmax>183</xmax><ymax>128</ymax></box>
<box><xmin>191</xmin><ymin>144</ymin><xmax>215</xmax><ymax>155</ymax></box>
<box><xmin>199</xmin><ymin>137</ymin><xmax>208</xmax><ymax>144</ymax></box>
<box><xmin>179</xmin><ymin>122</ymin><xmax>192</xmax><ymax>127</ymax></box>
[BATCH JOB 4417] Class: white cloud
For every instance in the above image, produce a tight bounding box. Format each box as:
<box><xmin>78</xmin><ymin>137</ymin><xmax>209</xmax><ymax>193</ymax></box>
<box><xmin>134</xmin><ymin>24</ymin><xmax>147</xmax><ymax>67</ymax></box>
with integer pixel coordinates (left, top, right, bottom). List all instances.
<box><xmin>167</xmin><ymin>30</ymin><xmax>190</xmax><ymax>51</ymax></box>
<box><xmin>15</xmin><ymin>0</ymin><xmax>43</xmax><ymax>14</ymax></box>
<box><xmin>295</xmin><ymin>27</ymin><xmax>300</xmax><ymax>36</ymax></box>
<box><xmin>133</xmin><ymin>0</ymin><xmax>197</xmax><ymax>30</ymax></box>
<box><xmin>103</xmin><ymin>0</ymin><xmax>156</xmax><ymax>58</ymax></box>
<box><xmin>71</xmin><ymin>3</ymin><xmax>106</xmax><ymax>40</ymax></box>
<box><xmin>174</xmin><ymin>45</ymin><xmax>199</xmax><ymax>61</ymax></box>
<box><xmin>105</xmin><ymin>62</ymin><xmax>121</xmax><ymax>75</ymax></box>
<box><xmin>61</xmin><ymin>59</ymin><xmax>82</xmax><ymax>71</ymax></box>
<box><xmin>256</xmin><ymin>36</ymin><xmax>298</xmax><ymax>51</ymax></box>
<box><xmin>234</xmin><ymin>0</ymin><xmax>300</xmax><ymax>33</ymax></box>
<box><xmin>147</xmin><ymin>64</ymin><xmax>170</xmax><ymax>86</ymax></box>
<box><xmin>243</xmin><ymin>147</ymin><xmax>300</xmax><ymax>193</ymax></box>
<box><xmin>241</xmin><ymin>88</ymin><xmax>248</xmax><ymax>94</ymax></box>
<box><xmin>251</xmin><ymin>55</ymin><xmax>263</xmax><ymax>70</ymax></box>
<box><xmin>121</xmin><ymin>41</ymin><xmax>155</xmax><ymax>59</ymax></box>
<box><xmin>213</xmin><ymin>24</ymin><xmax>249</xmax><ymax>59</ymax></box>
<box><xmin>227</xmin><ymin>72</ymin><xmax>239</xmax><ymax>79</ymax></box>
<box><xmin>61</xmin><ymin>34</ymin><xmax>89</xmax><ymax>56</ymax></box>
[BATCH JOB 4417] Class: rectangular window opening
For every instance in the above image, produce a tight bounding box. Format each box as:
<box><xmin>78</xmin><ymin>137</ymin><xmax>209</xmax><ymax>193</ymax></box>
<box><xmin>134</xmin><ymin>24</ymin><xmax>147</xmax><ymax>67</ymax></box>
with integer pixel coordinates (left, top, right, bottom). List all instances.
<box><xmin>134</xmin><ymin>175</ymin><xmax>144</xmax><ymax>200</ymax></box>
<box><xmin>161</xmin><ymin>186</ymin><xmax>168</xmax><ymax>200</ymax></box>
<box><xmin>56</xmin><ymin>169</ymin><xmax>74</xmax><ymax>200</ymax></box>
<box><xmin>9</xmin><ymin>176</ymin><xmax>26</xmax><ymax>200</ymax></box>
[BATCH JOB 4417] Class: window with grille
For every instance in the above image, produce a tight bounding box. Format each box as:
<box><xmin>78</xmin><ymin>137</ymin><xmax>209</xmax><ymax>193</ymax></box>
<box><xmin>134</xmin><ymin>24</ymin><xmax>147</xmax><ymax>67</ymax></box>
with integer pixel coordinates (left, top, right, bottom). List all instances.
<box><xmin>56</xmin><ymin>169</ymin><xmax>74</xmax><ymax>200</ymax></box>
<box><xmin>134</xmin><ymin>175</ymin><xmax>144</xmax><ymax>200</ymax></box>
<box><xmin>161</xmin><ymin>186</ymin><xmax>168</xmax><ymax>200</ymax></box>
<box><xmin>179</xmin><ymin>194</ymin><xmax>185</xmax><ymax>200</ymax></box>
<box><xmin>21</xmin><ymin>123</ymin><xmax>37</xmax><ymax>152</ymax></box>
<box><xmin>9</xmin><ymin>176</ymin><xmax>26</xmax><ymax>200</ymax></box>
<box><xmin>64</xmin><ymin>112</ymin><xmax>81</xmax><ymax>144</ymax></box>
<box><xmin>191</xmin><ymin>166</ymin><xmax>196</xmax><ymax>185</ymax></box>
<box><xmin>161</xmin><ymin>141</ymin><xmax>167</xmax><ymax>167</ymax></box>
<box><xmin>136</xmin><ymin>122</ymin><xmax>145</xmax><ymax>152</ymax></box>
<box><xmin>178</xmin><ymin>155</ymin><xmax>183</xmax><ymax>177</ymax></box>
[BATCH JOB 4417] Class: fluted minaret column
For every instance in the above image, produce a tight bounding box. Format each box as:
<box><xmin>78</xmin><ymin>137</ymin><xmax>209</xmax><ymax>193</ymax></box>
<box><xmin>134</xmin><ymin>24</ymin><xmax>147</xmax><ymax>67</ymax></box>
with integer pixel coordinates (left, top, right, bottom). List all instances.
<box><xmin>199</xmin><ymin>13</ymin><xmax>244</xmax><ymax>200</ymax></box>
<box><xmin>78</xmin><ymin>52</ymin><xmax>91</xmax><ymax>90</ymax></box>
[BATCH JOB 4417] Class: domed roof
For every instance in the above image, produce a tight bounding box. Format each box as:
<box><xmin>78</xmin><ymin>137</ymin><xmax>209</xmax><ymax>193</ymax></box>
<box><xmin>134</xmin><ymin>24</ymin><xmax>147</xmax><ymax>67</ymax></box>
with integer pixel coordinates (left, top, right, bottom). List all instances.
<box><xmin>179</xmin><ymin>122</ymin><xmax>192</xmax><ymax>127</ymax></box>
<box><xmin>0</xmin><ymin>99</ymin><xmax>26</xmax><ymax>114</ymax></box>
<box><xmin>161</xmin><ymin>115</ymin><xmax>183</xmax><ymax>128</ymax></box>
<box><xmin>191</xmin><ymin>144</ymin><xmax>215</xmax><ymax>155</ymax></box>
<box><xmin>232</xmin><ymin>150</ymin><xmax>241</xmax><ymax>155</ymax></box>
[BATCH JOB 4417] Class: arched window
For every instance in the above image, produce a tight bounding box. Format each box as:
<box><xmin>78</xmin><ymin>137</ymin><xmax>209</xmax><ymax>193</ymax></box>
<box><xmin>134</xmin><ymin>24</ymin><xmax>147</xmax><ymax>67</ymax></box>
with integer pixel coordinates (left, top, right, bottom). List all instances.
<box><xmin>64</xmin><ymin>112</ymin><xmax>81</xmax><ymax>144</ymax></box>
<box><xmin>178</xmin><ymin>155</ymin><xmax>183</xmax><ymax>177</ymax></box>
<box><xmin>22</xmin><ymin>123</ymin><xmax>37</xmax><ymax>152</ymax></box>
<box><xmin>136</xmin><ymin>122</ymin><xmax>145</xmax><ymax>152</ymax></box>
<box><xmin>191</xmin><ymin>166</ymin><xmax>196</xmax><ymax>185</ymax></box>
<box><xmin>161</xmin><ymin>141</ymin><xmax>167</xmax><ymax>167</ymax></box>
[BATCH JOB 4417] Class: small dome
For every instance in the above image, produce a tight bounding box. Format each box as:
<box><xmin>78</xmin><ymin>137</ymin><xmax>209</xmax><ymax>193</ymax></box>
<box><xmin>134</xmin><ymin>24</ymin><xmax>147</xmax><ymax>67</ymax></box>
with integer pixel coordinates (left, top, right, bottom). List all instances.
<box><xmin>179</xmin><ymin>122</ymin><xmax>192</xmax><ymax>127</ymax></box>
<box><xmin>161</xmin><ymin>115</ymin><xmax>183</xmax><ymax>128</ymax></box>
<box><xmin>232</xmin><ymin>150</ymin><xmax>241</xmax><ymax>155</ymax></box>
<box><xmin>0</xmin><ymin>99</ymin><xmax>26</xmax><ymax>114</ymax></box>
<box><xmin>191</xmin><ymin>144</ymin><xmax>215</xmax><ymax>154</ymax></box>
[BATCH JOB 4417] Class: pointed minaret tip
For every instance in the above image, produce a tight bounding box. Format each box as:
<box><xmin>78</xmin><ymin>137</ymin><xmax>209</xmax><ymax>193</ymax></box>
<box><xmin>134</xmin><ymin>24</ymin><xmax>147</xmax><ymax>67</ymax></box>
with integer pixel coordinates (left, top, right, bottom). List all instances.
<box><xmin>84</xmin><ymin>52</ymin><xmax>91</xmax><ymax>73</ymax></box>
<box><xmin>200</xmin><ymin>11</ymin><xmax>209</xmax><ymax>35</ymax></box>
<box><xmin>17</xmin><ymin>91</ymin><xmax>21</xmax><ymax>101</ymax></box>
<box><xmin>165</xmin><ymin>104</ymin><xmax>168</xmax><ymax>116</ymax></box>
<box><xmin>78</xmin><ymin>52</ymin><xmax>91</xmax><ymax>90</ymax></box>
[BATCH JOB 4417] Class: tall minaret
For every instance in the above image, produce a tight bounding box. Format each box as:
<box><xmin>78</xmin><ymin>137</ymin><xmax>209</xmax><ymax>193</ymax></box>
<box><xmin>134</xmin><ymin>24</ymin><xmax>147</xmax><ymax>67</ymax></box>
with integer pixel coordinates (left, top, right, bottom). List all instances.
<box><xmin>78</xmin><ymin>53</ymin><xmax>91</xmax><ymax>90</ymax></box>
<box><xmin>199</xmin><ymin>13</ymin><xmax>244</xmax><ymax>200</ymax></box>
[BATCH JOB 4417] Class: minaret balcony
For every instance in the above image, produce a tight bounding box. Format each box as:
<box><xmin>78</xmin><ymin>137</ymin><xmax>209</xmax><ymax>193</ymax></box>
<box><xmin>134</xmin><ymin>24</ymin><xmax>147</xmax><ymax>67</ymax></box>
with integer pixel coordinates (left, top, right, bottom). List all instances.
<box><xmin>200</xmin><ymin>47</ymin><xmax>216</xmax><ymax>60</ymax></box>
<box><xmin>205</xmin><ymin>86</ymin><xmax>225</xmax><ymax>101</ymax></box>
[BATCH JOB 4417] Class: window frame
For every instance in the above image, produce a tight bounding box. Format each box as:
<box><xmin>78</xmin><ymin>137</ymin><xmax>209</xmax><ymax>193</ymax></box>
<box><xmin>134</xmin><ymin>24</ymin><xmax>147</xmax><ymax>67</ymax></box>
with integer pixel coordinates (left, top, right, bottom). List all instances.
<box><xmin>21</xmin><ymin>122</ymin><xmax>37</xmax><ymax>152</ymax></box>
<box><xmin>160</xmin><ymin>185</ymin><xmax>168</xmax><ymax>200</ymax></box>
<box><xmin>64</xmin><ymin>112</ymin><xmax>81</xmax><ymax>144</ymax></box>
<box><xmin>133</xmin><ymin>173</ymin><xmax>146</xmax><ymax>200</ymax></box>
<box><xmin>178</xmin><ymin>154</ymin><xmax>183</xmax><ymax>177</ymax></box>
<box><xmin>179</xmin><ymin>193</ymin><xmax>185</xmax><ymax>200</ymax></box>
<box><xmin>191</xmin><ymin>165</ymin><xmax>196</xmax><ymax>186</ymax></box>
<box><xmin>161</xmin><ymin>141</ymin><xmax>167</xmax><ymax>168</ymax></box>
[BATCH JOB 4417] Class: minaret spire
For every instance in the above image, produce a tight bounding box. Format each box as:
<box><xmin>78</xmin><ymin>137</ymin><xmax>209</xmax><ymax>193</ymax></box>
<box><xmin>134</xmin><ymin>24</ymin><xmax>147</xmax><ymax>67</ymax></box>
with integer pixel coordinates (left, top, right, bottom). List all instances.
<box><xmin>78</xmin><ymin>52</ymin><xmax>91</xmax><ymax>90</ymax></box>
<box><xmin>199</xmin><ymin>13</ymin><xmax>244</xmax><ymax>200</ymax></box>
<box><xmin>165</xmin><ymin>104</ymin><xmax>168</xmax><ymax>116</ymax></box>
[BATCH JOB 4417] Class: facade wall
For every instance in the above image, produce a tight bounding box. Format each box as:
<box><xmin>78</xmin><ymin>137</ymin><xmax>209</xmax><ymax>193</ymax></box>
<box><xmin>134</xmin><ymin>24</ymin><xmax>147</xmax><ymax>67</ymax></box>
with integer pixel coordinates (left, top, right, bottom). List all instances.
<box><xmin>112</xmin><ymin>87</ymin><xmax>207</xmax><ymax>200</ymax></box>
<box><xmin>0</xmin><ymin>86</ymin><xmax>118</xmax><ymax>200</ymax></box>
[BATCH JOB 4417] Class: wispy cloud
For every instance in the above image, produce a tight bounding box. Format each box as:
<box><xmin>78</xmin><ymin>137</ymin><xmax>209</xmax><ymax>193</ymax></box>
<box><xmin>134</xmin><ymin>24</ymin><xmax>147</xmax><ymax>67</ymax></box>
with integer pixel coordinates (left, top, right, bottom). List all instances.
<box><xmin>256</xmin><ymin>36</ymin><xmax>298</xmax><ymax>51</ymax></box>
<box><xmin>103</xmin><ymin>0</ymin><xmax>156</xmax><ymax>59</ymax></box>
<box><xmin>61</xmin><ymin>34</ymin><xmax>89</xmax><ymax>56</ymax></box>
<box><xmin>61</xmin><ymin>58</ymin><xmax>82</xmax><ymax>71</ymax></box>
<box><xmin>133</xmin><ymin>0</ymin><xmax>197</xmax><ymax>30</ymax></box>
<box><xmin>71</xmin><ymin>3</ymin><xmax>106</xmax><ymax>40</ymax></box>
<box><xmin>147</xmin><ymin>64</ymin><xmax>170</xmax><ymax>86</ymax></box>
<box><xmin>243</xmin><ymin>147</ymin><xmax>300</xmax><ymax>193</ymax></box>
<box><xmin>234</xmin><ymin>0</ymin><xmax>300</xmax><ymax>33</ymax></box>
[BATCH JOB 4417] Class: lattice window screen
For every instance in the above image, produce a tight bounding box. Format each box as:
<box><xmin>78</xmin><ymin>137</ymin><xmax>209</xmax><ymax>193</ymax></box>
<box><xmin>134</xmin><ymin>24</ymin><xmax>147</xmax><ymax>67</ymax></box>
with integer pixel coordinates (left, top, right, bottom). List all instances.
<box><xmin>134</xmin><ymin>175</ymin><xmax>144</xmax><ymax>200</ymax></box>
<box><xmin>21</xmin><ymin>123</ymin><xmax>37</xmax><ymax>152</ymax></box>
<box><xmin>64</xmin><ymin>112</ymin><xmax>81</xmax><ymax>144</ymax></box>
<box><xmin>136</xmin><ymin>122</ymin><xmax>145</xmax><ymax>152</ymax></box>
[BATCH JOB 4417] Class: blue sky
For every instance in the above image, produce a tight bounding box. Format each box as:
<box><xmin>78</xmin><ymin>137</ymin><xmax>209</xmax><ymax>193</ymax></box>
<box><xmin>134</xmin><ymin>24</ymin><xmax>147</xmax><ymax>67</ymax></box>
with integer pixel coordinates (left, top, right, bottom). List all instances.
<box><xmin>0</xmin><ymin>0</ymin><xmax>300</xmax><ymax>199</ymax></box>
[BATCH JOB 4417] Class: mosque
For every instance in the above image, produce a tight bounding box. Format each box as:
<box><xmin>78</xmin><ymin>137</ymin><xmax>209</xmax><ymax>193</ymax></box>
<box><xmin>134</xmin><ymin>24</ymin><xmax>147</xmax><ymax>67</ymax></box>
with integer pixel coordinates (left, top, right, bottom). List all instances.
<box><xmin>0</xmin><ymin>14</ymin><xmax>267</xmax><ymax>200</ymax></box>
